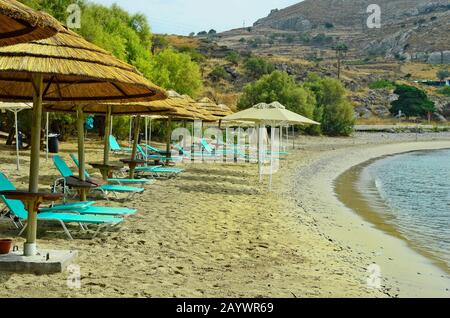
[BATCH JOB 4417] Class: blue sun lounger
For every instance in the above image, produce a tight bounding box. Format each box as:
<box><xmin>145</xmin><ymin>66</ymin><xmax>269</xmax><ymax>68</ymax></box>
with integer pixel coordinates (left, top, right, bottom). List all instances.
<box><xmin>0</xmin><ymin>173</ymin><xmax>123</xmax><ymax>240</ymax></box>
<box><xmin>109</xmin><ymin>135</ymin><xmax>132</xmax><ymax>154</ymax></box>
<box><xmin>52</xmin><ymin>155</ymin><xmax>144</xmax><ymax>201</ymax></box>
<box><xmin>138</xmin><ymin>144</ymin><xmax>183</xmax><ymax>163</ymax></box>
<box><xmin>69</xmin><ymin>154</ymin><xmax>153</xmax><ymax>186</ymax></box>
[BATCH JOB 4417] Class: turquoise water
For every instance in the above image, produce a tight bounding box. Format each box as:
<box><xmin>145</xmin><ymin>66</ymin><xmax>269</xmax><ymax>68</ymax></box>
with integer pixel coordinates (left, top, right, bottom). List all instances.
<box><xmin>362</xmin><ymin>149</ymin><xmax>450</xmax><ymax>270</ymax></box>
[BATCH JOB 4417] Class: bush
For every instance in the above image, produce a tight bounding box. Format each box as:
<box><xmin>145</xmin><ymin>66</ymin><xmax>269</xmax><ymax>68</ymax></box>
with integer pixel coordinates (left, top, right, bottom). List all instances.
<box><xmin>368</xmin><ymin>80</ymin><xmax>395</xmax><ymax>90</ymax></box>
<box><xmin>226</xmin><ymin>51</ymin><xmax>240</xmax><ymax>65</ymax></box>
<box><xmin>244</xmin><ymin>57</ymin><xmax>275</xmax><ymax>79</ymax></box>
<box><xmin>324</xmin><ymin>22</ymin><xmax>334</xmax><ymax>29</ymax></box>
<box><xmin>390</xmin><ymin>84</ymin><xmax>436</xmax><ymax>117</ymax></box>
<box><xmin>437</xmin><ymin>69</ymin><xmax>450</xmax><ymax>81</ymax></box>
<box><xmin>209</xmin><ymin>66</ymin><xmax>229</xmax><ymax>81</ymax></box>
<box><xmin>438</xmin><ymin>86</ymin><xmax>450</xmax><ymax>96</ymax></box>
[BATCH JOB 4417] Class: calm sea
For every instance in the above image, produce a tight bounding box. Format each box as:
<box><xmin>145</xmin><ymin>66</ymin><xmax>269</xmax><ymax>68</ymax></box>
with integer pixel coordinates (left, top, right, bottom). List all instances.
<box><xmin>360</xmin><ymin>149</ymin><xmax>450</xmax><ymax>270</ymax></box>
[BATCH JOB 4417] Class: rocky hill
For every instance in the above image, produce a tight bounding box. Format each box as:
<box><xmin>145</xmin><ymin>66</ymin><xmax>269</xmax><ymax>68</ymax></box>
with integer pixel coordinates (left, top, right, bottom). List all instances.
<box><xmin>221</xmin><ymin>0</ymin><xmax>450</xmax><ymax>64</ymax></box>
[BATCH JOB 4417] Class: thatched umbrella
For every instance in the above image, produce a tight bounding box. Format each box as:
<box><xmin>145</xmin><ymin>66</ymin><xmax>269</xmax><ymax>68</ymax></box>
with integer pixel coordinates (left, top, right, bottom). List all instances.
<box><xmin>0</xmin><ymin>28</ymin><xmax>166</xmax><ymax>256</ymax></box>
<box><xmin>222</xmin><ymin>102</ymin><xmax>319</xmax><ymax>191</ymax></box>
<box><xmin>196</xmin><ymin>97</ymin><xmax>233</xmax><ymax>120</ymax></box>
<box><xmin>0</xmin><ymin>0</ymin><xmax>63</xmax><ymax>46</ymax></box>
<box><xmin>142</xmin><ymin>91</ymin><xmax>210</xmax><ymax>160</ymax></box>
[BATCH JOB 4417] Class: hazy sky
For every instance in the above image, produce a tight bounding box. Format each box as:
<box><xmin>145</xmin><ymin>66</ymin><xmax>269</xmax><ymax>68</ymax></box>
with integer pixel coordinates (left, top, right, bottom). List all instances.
<box><xmin>92</xmin><ymin>0</ymin><xmax>300</xmax><ymax>35</ymax></box>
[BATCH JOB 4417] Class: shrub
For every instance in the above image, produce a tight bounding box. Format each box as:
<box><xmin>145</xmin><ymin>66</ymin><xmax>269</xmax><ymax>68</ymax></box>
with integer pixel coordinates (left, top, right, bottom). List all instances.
<box><xmin>390</xmin><ymin>84</ymin><xmax>436</xmax><ymax>117</ymax></box>
<box><xmin>209</xmin><ymin>66</ymin><xmax>229</xmax><ymax>81</ymax></box>
<box><xmin>438</xmin><ymin>86</ymin><xmax>450</xmax><ymax>96</ymax></box>
<box><xmin>226</xmin><ymin>51</ymin><xmax>240</xmax><ymax>65</ymax></box>
<box><xmin>244</xmin><ymin>57</ymin><xmax>275</xmax><ymax>79</ymax></box>
<box><xmin>368</xmin><ymin>80</ymin><xmax>395</xmax><ymax>90</ymax></box>
<box><xmin>437</xmin><ymin>69</ymin><xmax>450</xmax><ymax>81</ymax></box>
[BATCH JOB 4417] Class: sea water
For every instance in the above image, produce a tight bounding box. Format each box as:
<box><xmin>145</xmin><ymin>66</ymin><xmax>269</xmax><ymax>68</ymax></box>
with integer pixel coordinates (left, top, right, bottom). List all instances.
<box><xmin>362</xmin><ymin>149</ymin><xmax>450</xmax><ymax>270</ymax></box>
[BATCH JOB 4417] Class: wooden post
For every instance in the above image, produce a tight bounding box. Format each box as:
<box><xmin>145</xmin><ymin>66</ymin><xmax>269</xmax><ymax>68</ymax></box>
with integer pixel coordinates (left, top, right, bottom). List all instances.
<box><xmin>103</xmin><ymin>105</ymin><xmax>112</xmax><ymax>166</ymax></box>
<box><xmin>129</xmin><ymin>115</ymin><xmax>141</xmax><ymax>178</ymax></box>
<box><xmin>25</xmin><ymin>73</ymin><xmax>43</xmax><ymax>256</ymax></box>
<box><xmin>76</xmin><ymin>105</ymin><xmax>87</xmax><ymax>201</ymax></box>
<box><xmin>14</xmin><ymin>111</ymin><xmax>20</xmax><ymax>170</ymax></box>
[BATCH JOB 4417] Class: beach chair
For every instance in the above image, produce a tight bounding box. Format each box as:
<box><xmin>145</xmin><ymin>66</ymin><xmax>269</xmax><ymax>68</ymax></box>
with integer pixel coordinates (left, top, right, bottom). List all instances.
<box><xmin>52</xmin><ymin>155</ymin><xmax>144</xmax><ymax>201</ymax></box>
<box><xmin>138</xmin><ymin>144</ymin><xmax>183</xmax><ymax>163</ymax></box>
<box><xmin>174</xmin><ymin>143</ymin><xmax>220</xmax><ymax>159</ymax></box>
<box><xmin>0</xmin><ymin>173</ymin><xmax>123</xmax><ymax>239</ymax></box>
<box><xmin>202</xmin><ymin>138</ymin><xmax>288</xmax><ymax>157</ymax></box>
<box><xmin>109</xmin><ymin>135</ymin><xmax>132</xmax><ymax>154</ymax></box>
<box><xmin>69</xmin><ymin>154</ymin><xmax>153</xmax><ymax>186</ymax></box>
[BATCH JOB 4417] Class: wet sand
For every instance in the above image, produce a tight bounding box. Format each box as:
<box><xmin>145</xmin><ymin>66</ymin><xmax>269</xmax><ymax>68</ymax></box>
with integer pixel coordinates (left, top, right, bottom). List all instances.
<box><xmin>0</xmin><ymin>132</ymin><xmax>449</xmax><ymax>297</ymax></box>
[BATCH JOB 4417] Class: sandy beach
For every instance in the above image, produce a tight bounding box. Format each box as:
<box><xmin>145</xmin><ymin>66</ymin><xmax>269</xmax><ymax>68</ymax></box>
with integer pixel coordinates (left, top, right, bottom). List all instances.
<box><xmin>0</xmin><ymin>132</ymin><xmax>449</xmax><ymax>298</ymax></box>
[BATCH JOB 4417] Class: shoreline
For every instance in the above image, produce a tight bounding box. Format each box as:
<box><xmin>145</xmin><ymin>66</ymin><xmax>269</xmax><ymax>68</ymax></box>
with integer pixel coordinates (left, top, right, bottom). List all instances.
<box><xmin>282</xmin><ymin>137</ymin><xmax>450</xmax><ymax>297</ymax></box>
<box><xmin>335</xmin><ymin>150</ymin><xmax>450</xmax><ymax>276</ymax></box>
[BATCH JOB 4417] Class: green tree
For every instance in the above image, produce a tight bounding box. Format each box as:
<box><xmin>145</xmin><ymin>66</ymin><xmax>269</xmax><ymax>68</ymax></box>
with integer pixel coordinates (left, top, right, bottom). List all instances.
<box><xmin>437</xmin><ymin>69</ymin><xmax>450</xmax><ymax>81</ymax></box>
<box><xmin>305</xmin><ymin>74</ymin><xmax>355</xmax><ymax>136</ymax></box>
<box><xmin>244</xmin><ymin>57</ymin><xmax>275</xmax><ymax>79</ymax></box>
<box><xmin>390</xmin><ymin>85</ymin><xmax>436</xmax><ymax>117</ymax></box>
<box><xmin>148</xmin><ymin>48</ymin><xmax>203</xmax><ymax>97</ymax></box>
<box><xmin>238</xmin><ymin>71</ymin><xmax>316</xmax><ymax>122</ymax></box>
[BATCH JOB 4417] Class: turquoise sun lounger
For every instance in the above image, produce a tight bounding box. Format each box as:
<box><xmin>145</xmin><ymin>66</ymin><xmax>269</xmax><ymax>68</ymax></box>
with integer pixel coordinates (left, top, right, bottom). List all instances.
<box><xmin>109</xmin><ymin>135</ymin><xmax>132</xmax><ymax>154</ymax></box>
<box><xmin>52</xmin><ymin>155</ymin><xmax>144</xmax><ymax>201</ymax></box>
<box><xmin>138</xmin><ymin>144</ymin><xmax>183</xmax><ymax>163</ymax></box>
<box><xmin>69</xmin><ymin>154</ymin><xmax>152</xmax><ymax>186</ymax></box>
<box><xmin>0</xmin><ymin>173</ymin><xmax>123</xmax><ymax>240</ymax></box>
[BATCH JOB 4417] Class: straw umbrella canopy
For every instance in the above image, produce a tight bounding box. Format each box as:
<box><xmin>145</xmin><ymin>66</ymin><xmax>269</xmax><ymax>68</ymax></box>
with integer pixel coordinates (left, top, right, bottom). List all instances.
<box><xmin>0</xmin><ymin>27</ymin><xmax>166</xmax><ymax>257</ymax></box>
<box><xmin>222</xmin><ymin>102</ymin><xmax>320</xmax><ymax>126</ymax></box>
<box><xmin>0</xmin><ymin>101</ymin><xmax>32</xmax><ymax>170</ymax></box>
<box><xmin>142</xmin><ymin>91</ymin><xmax>212</xmax><ymax>157</ymax></box>
<box><xmin>195</xmin><ymin>97</ymin><xmax>233</xmax><ymax>121</ymax></box>
<box><xmin>0</xmin><ymin>0</ymin><xmax>63</xmax><ymax>46</ymax></box>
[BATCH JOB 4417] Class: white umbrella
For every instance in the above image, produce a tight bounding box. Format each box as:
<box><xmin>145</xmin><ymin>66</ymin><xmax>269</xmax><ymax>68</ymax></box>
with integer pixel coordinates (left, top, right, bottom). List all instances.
<box><xmin>0</xmin><ymin>102</ymin><xmax>32</xmax><ymax>170</ymax></box>
<box><xmin>222</xmin><ymin>102</ymin><xmax>320</xmax><ymax>191</ymax></box>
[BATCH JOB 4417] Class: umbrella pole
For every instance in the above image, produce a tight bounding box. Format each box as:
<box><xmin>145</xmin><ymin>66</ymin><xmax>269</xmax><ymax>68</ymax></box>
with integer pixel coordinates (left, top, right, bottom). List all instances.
<box><xmin>25</xmin><ymin>73</ymin><xmax>43</xmax><ymax>257</ymax></box>
<box><xmin>149</xmin><ymin>118</ymin><xmax>152</xmax><ymax>145</ymax></box>
<box><xmin>258</xmin><ymin>125</ymin><xmax>263</xmax><ymax>183</ymax></box>
<box><xmin>292</xmin><ymin>125</ymin><xmax>295</xmax><ymax>149</ymax></box>
<box><xmin>269</xmin><ymin>126</ymin><xmax>275</xmax><ymax>191</ymax></box>
<box><xmin>76</xmin><ymin>105</ymin><xmax>87</xmax><ymax>201</ymax></box>
<box><xmin>130</xmin><ymin>115</ymin><xmax>141</xmax><ymax>178</ymax></box>
<box><xmin>103</xmin><ymin>106</ymin><xmax>112</xmax><ymax>167</ymax></box>
<box><xmin>286</xmin><ymin>126</ymin><xmax>289</xmax><ymax>150</ymax></box>
<box><xmin>45</xmin><ymin>112</ymin><xmax>49</xmax><ymax>161</ymax></box>
<box><xmin>166</xmin><ymin>116</ymin><xmax>172</xmax><ymax>164</ymax></box>
<box><xmin>128</xmin><ymin>116</ymin><xmax>133</xmax><ymax>147</ymax></box>
<box><xmin>14</xmin><ymin>111</ymin><xmax>20</xmax><ymax>171</ymax></box>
